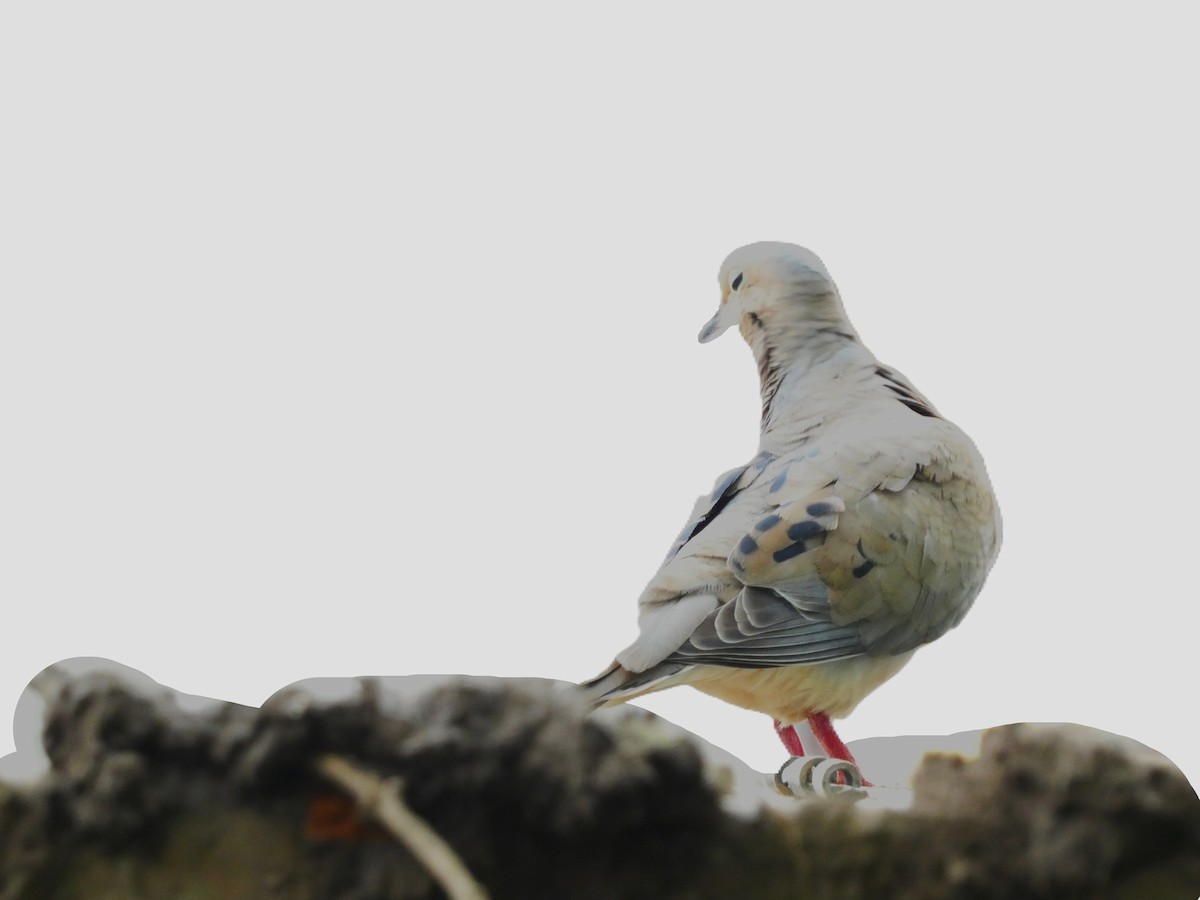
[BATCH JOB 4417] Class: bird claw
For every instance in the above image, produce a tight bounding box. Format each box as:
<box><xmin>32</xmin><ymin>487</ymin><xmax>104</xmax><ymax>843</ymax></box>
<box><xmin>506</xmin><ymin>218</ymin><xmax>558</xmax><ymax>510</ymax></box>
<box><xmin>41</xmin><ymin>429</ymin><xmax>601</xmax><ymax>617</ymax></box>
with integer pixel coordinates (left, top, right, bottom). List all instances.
<box><xmin>775</xmin><ymin>755</ymin><xmax>866</xmax><ymax>799</ymax></box>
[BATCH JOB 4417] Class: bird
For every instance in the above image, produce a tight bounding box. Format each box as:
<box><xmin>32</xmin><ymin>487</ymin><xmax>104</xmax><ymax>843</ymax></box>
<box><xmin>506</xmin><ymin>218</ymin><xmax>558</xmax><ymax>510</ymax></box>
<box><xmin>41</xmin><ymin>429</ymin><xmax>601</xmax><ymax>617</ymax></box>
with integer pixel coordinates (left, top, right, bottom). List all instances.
<box><xmin>581</xmin><ymin>241</ymin><xmax>1001</xmax><ymax>774</ymax></box>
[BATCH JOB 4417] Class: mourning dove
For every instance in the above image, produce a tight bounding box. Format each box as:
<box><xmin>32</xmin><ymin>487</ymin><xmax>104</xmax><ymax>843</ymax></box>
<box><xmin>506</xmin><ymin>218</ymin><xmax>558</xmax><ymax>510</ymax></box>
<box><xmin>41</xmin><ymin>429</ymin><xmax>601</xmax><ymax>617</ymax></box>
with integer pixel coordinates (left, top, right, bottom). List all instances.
<box><xmin>582</xmin><ymin>242</ymin><xmax>1001</xmax><ymax>772</ymax></box>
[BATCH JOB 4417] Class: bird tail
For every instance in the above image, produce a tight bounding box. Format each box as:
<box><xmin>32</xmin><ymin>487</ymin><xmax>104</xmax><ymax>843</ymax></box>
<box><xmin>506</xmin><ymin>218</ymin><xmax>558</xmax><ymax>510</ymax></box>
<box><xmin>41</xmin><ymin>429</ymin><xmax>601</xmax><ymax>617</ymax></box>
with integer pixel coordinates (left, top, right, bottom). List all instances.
<box><xmin>578</xmin><ymin>660</ymin><xmax>689</xmax><ymax>709</ymax></box>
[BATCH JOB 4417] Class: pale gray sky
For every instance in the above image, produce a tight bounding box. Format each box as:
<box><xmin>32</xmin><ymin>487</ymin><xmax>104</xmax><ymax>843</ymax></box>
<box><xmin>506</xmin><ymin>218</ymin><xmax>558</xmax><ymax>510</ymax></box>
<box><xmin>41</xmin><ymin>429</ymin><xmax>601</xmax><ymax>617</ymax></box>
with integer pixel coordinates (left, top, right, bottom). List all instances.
<box><xmin>2</xmin><ymin>4</ymin><xmax>1196</xmax><ymax>789</ymax></box>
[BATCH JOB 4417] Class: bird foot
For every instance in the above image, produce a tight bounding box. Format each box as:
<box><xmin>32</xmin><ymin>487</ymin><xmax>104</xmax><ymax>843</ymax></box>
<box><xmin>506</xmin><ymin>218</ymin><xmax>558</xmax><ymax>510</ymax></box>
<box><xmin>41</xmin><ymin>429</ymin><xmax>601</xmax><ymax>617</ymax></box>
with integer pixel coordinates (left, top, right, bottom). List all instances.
<box><xmin>775</xmin><ymin>755</ymin><xmax>866</xmax><ymax>799</ymax></box>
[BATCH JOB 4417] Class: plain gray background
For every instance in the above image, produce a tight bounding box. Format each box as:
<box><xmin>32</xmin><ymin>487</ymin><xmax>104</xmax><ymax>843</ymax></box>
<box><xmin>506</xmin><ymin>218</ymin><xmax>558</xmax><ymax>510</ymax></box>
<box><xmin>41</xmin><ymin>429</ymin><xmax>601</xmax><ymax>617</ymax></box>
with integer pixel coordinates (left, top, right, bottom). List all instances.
<box><xmin>2</xmin><ymin>5</ymin><xmax>1196</xmax><ymax>789</ymax></box>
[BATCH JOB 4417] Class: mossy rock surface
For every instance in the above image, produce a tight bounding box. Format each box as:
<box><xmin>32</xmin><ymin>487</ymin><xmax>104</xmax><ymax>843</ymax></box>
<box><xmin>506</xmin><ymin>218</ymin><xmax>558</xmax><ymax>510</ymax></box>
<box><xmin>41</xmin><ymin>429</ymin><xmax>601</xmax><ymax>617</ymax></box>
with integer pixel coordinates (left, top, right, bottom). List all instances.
<box><xmin>1</xmin><ymin>671</ymin><xmax>1197</xmax><ymax>900</ymax></box>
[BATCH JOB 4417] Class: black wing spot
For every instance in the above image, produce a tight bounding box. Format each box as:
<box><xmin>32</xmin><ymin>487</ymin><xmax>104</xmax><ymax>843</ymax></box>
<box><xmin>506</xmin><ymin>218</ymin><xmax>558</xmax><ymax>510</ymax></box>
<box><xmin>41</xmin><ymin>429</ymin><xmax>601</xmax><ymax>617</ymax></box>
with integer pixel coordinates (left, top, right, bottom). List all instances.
<box><xmin>884</xmin><ymin>383</ymin><xmax>920</xmax><ymax>401</ymax></box>
<box><xmin>876</xmin><ymin>365</ymin><xmax>941</xmax><ymax>418</ymax></box>
<box><xmin>852</xmin><ymin>538</ymin><xmax>876</xmax><ymax>578</ymax></box>
<box><xmin>899</xmin><ymin>398</ymin><xmax>940</xmax><ymax>418</ymax></box>
<box><xmin>773</xmin><ymin>542</ymin><xmax>807</xmax><ymax>563</ymax></box>
<box><xmin>755</xmin><ymin>514</ymin><xmax>783</xmax><ymax>532</ymax></box>
<box><xmin>806</xmin><ymin>502</ymin><xmax>836</xmax><ymax>517</ymax></box>
<box><xmin>738</xmin><ymin>535</ymin><xmax>759</xmax><ymax>555</ymax></box>
<box><xmin>787</xmin><ymin>520</ymin><xmax>822</xmax><ymax>542</ymax></box>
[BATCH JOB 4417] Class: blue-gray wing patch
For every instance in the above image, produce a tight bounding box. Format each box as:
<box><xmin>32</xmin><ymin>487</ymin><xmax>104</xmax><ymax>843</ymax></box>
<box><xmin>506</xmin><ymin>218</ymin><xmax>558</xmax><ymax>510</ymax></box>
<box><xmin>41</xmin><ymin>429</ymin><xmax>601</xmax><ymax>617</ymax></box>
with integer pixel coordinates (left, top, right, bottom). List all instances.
<box><xmin>664</xmin><ymin>587</ymin><xmax>865</xmax><ymax>668</ymax></box>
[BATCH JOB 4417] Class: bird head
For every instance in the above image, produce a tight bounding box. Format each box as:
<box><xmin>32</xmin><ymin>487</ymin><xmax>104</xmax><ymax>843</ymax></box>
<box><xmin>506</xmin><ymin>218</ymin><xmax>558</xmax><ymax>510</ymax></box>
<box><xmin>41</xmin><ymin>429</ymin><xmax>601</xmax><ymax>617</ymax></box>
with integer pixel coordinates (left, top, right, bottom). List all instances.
<box><xmin>698</xmin><ymin>242</ymin><xmax>855</xmax><ymax>348</ymax></box>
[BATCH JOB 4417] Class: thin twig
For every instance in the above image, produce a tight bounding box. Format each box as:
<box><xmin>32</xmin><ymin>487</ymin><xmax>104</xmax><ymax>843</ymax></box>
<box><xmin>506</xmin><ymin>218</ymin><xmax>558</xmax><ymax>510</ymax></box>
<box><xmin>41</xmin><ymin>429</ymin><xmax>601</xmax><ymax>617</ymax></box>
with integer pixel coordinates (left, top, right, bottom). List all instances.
<box><xmin>316</xmin><ymin>754</ymin><xmax>490</xmax><ymax>900</ymax></box>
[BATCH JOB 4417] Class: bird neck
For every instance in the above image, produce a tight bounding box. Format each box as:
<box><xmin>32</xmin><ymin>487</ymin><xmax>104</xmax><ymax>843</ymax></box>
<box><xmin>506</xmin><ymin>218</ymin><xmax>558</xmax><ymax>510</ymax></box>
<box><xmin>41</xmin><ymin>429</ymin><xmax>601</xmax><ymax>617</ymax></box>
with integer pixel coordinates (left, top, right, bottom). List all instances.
<box><xmin>755</xmin><ymin>327</ymin><xmax>875</xmax><ymax>434</ymax></box>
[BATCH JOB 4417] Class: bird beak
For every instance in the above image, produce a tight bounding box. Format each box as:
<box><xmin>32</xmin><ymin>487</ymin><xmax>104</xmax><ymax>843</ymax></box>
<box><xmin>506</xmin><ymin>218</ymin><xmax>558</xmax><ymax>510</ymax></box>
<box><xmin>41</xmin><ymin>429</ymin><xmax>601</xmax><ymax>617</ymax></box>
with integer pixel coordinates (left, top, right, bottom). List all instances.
<box><xmin>698</xmin><ymin>297</ymin><xmax>743</xmax><ymax>344</ymax></box>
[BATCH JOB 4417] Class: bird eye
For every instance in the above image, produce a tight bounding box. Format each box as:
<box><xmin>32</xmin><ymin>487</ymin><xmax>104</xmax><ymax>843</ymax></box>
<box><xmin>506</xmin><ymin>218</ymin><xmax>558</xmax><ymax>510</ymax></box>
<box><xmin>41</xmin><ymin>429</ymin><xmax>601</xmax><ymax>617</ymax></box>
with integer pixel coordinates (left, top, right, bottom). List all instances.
<box><xmin>731</xmin><ymin>273</ymin><xmax>743</xmax><ymax>291</ymax></box>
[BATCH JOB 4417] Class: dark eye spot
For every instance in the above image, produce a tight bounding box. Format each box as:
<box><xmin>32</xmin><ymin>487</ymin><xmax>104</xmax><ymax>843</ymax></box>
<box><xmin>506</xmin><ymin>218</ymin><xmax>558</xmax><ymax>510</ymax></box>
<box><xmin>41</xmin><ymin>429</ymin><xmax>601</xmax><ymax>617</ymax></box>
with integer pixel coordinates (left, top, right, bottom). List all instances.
<box><xmin>731</xmin><ymin>273</ymin><xmax>743</xmax><ymax>291</ymax></box>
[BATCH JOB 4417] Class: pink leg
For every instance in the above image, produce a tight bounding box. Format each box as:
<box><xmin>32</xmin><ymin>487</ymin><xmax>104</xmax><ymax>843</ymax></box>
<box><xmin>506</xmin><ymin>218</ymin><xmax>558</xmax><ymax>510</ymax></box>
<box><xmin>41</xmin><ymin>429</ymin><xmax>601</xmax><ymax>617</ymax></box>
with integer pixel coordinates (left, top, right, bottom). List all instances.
<box><xmin>807</xmin><ymin>712</ymin><xmax>856</xmax><ymax>763</ymax></box>
<box><xmin>773</xmin><ymin>718</ymin><xmax>806</xmax><ymax>756</ymax></box>
<box><xmin>808</xmin><ymin>712</ymin><xmax>871</xmax><ymax>787</ymax></box>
